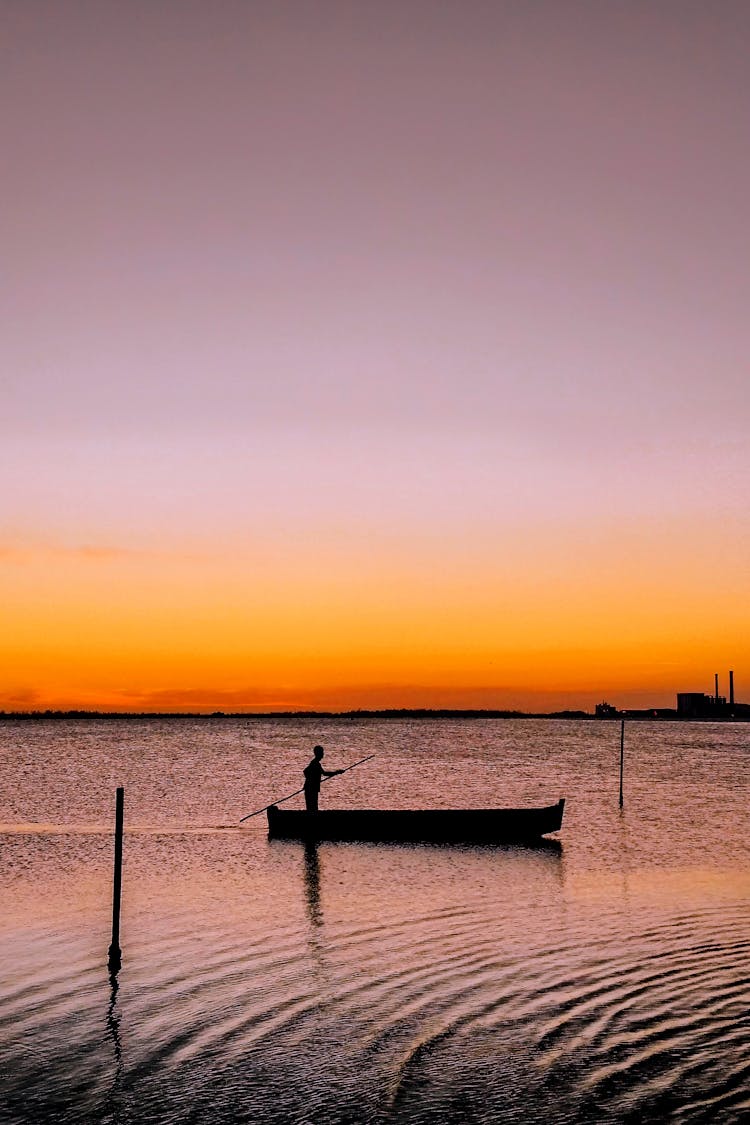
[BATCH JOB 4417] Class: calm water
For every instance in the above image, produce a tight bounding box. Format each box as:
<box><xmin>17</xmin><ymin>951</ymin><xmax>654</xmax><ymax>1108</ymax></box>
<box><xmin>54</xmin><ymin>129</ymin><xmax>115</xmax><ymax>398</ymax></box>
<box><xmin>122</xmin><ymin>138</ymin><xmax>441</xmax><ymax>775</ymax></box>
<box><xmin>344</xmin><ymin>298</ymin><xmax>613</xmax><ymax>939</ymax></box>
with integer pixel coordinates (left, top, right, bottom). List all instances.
<box><xmin>1</xmin><ymin>718</ymin><xmax>748</xmax><ymax>1124</ymax></box>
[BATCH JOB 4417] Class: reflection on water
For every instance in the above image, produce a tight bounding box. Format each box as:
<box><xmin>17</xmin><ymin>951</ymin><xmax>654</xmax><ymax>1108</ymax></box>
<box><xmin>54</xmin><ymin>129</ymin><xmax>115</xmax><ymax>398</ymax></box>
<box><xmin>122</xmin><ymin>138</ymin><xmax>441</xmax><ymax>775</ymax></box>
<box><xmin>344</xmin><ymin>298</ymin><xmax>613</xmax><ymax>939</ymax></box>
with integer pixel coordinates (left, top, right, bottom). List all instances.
<box><xmin>303</xmin><ymin>840</ymin><xmax>323</xmax><ymax>930</ymax></box>
<box><xmin>103</xmin><ymin>969</ymin><xmax>124</xmax><ymax>1117</ymax></box>
<box><xmin>0</xmin><ymin>718</ymin><xmax>749</xmax><ymax>1123</ymax></box>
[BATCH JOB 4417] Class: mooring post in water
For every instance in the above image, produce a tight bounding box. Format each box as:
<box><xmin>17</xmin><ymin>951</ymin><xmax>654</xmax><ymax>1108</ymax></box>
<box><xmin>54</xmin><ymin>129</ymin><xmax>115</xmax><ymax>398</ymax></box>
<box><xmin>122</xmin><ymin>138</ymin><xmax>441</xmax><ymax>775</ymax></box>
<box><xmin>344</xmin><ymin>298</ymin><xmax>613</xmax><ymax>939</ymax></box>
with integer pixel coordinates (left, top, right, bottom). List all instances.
<box><xmin>108</xmin><ymin>786</ymin><xmax>124</xmax><ymax>972</ymax></box>
<box><xmin>619</xmin><ymin>719</ymin><xmax>625</xmax><ymax>809</ymax></box>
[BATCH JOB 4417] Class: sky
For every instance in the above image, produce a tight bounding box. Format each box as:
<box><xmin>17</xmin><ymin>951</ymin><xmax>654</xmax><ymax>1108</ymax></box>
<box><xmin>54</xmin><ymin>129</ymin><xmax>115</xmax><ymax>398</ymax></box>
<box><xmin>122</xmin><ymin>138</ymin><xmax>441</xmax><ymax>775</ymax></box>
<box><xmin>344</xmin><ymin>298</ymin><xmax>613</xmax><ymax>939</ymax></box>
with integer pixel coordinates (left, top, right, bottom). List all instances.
<box><xmin>2</xmin><ymin>0</ymin><xmax>749</xmax><ymax>712</ymax></box>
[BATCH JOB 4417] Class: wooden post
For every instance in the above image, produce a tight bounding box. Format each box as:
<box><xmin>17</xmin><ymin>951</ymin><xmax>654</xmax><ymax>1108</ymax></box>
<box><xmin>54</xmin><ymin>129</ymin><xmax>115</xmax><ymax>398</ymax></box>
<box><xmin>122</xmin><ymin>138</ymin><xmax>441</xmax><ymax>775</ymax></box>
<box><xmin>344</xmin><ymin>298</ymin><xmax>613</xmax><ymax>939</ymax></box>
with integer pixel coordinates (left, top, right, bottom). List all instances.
<box><xmin>619</xmin><ymin>720</ymin><xmax>625</xmax><ymax>809</ymax></box>
<box><xmin>108</xmin><ymin>787</ymin><xmax>124</xmax><ymax>972</ymax></box>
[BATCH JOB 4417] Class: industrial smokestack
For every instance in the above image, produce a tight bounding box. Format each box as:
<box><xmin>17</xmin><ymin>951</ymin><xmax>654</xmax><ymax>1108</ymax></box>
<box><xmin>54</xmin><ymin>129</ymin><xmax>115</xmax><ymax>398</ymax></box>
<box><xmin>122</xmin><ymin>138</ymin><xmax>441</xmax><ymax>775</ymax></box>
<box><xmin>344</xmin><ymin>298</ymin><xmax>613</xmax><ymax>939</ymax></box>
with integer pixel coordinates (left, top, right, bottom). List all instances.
<box><xmin>715</xmin><ymin>672</ymin><xmax>719</xmax><ymax>703</ymax></box>
<box><xmin>729</xmin><ymin>670</ymin><xmax>734</xmax><ymax>707</ymax></box>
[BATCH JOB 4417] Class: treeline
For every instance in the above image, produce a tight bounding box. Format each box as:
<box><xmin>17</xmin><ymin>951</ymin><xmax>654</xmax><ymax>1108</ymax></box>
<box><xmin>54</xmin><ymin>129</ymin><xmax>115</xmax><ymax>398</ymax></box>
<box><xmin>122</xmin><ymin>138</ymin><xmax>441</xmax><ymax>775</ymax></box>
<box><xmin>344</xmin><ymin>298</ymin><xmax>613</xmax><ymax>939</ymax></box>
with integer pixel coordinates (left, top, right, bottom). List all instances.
<box><xmin>0</xmin><ymin>707</ymin><xmax>592</xmax><ymax>720</ymax></box>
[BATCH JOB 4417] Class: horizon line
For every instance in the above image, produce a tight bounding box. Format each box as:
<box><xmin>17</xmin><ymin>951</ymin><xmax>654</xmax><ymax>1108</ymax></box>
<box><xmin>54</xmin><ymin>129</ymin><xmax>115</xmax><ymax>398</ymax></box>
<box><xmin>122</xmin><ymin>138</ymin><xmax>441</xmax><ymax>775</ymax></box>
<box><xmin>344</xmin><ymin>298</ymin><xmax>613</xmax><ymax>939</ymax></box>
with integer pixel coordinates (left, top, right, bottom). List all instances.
<box><xmin>0</xmin><ymin>705</ymin><xmax>733</xmax><ymax>721</ymax></box>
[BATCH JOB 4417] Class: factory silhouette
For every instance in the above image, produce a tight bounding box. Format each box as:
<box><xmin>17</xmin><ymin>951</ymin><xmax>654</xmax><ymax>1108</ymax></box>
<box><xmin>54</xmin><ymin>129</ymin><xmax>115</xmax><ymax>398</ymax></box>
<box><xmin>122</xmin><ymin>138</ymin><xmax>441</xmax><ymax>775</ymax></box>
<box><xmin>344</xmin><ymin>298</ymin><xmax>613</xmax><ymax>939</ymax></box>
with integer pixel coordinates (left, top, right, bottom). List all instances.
<box><xmin>596</xmin><ymin>669</ymin><xmax>749</xmax><ymax>720</ymax></box>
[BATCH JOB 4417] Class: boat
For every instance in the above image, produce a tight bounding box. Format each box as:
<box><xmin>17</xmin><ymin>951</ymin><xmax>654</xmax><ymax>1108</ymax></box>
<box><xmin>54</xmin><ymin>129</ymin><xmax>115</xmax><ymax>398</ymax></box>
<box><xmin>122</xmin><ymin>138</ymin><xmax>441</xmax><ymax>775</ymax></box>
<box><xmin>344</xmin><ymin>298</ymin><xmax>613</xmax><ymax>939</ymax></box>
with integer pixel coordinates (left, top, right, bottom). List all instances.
<box><xmin>266</xmin><ymin>798</ymin><xmax>565</xmax><ymax>843</ymax></box>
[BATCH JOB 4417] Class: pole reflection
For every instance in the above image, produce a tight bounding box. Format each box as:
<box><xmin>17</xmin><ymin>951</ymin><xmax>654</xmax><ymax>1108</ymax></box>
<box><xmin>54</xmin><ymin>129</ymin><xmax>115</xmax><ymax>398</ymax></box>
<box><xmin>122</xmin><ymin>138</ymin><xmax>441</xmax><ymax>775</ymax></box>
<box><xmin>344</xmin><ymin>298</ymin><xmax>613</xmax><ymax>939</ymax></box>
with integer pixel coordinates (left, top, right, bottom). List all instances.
<box><xmin>102</xmin><ymin>968</ymin><xmax>124</xmax><ymax>1118</ymax></box>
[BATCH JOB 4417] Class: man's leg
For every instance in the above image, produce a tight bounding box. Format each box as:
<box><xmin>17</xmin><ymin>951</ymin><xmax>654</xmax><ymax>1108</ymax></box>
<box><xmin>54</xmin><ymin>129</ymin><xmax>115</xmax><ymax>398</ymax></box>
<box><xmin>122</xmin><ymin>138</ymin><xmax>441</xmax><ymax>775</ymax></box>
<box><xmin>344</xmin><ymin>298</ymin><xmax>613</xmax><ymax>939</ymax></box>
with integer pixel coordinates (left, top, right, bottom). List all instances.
<box><xmin>305</xmin><ymin>787</ymin><xmax>318</xmax><ymax>812</ymax></box>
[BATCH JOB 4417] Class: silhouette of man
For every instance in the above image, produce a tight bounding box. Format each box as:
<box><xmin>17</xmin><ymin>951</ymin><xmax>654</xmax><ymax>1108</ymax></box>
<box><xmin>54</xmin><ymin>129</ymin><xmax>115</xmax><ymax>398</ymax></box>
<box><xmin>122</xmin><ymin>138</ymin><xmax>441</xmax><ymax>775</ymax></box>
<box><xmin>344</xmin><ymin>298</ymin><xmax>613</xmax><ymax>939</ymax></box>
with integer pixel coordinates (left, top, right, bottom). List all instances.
<box><xmin>303</xmin><ymin>745</ymin><xmax>342</xmax><ymax>812</ymax></box>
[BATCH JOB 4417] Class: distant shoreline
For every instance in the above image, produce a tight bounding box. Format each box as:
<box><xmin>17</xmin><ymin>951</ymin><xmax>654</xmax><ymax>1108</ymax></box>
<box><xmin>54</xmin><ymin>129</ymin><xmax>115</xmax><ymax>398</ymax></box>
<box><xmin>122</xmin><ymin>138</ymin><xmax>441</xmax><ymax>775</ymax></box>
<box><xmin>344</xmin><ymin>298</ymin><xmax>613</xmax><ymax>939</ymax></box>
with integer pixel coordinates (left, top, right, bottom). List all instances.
<box><xmin>1</xmin><ymin>708</ymin><xmax>748</xmax><ymax>722</ymax></box>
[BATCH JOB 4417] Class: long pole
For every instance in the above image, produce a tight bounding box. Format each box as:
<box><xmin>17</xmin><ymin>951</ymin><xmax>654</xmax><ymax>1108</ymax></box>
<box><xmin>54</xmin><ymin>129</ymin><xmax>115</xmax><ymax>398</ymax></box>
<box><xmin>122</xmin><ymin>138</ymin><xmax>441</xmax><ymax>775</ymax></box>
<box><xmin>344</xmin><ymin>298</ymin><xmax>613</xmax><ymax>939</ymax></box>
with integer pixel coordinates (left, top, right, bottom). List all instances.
<box><xmin>239</xmin><ymin>754</ymin><xmax>376</xmax><ymax>823</ymax></box>
<box><xmin>619</xmin><ymin>719</ymin><xmax>625</xmax><ymax>809</ymax></box>
<box><xmin>108</xmin><ymin>787</ymin><xmax>124</xmax><ymax>972</ymax></box>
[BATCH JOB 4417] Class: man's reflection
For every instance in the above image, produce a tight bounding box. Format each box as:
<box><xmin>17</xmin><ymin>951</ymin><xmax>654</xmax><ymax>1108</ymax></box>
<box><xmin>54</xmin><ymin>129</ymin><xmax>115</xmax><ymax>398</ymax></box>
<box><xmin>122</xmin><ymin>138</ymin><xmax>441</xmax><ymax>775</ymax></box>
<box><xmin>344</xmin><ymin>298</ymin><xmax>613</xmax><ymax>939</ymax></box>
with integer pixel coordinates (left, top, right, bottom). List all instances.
<box><xmin>303</xmin><ymin>840</ymin><xmax>322</xmax><ymax>929</ymax></box>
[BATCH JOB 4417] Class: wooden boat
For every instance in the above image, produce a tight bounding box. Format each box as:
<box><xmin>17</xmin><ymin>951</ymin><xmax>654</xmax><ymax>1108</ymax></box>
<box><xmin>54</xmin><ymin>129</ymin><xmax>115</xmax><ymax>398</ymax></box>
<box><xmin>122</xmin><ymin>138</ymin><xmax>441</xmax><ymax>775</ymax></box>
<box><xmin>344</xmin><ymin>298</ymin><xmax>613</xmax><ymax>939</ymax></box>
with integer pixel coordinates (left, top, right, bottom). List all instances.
<box><xmin>266</xmin><ymin>798</ymin><xmax>564</xmax><ymax>843</ymax></box>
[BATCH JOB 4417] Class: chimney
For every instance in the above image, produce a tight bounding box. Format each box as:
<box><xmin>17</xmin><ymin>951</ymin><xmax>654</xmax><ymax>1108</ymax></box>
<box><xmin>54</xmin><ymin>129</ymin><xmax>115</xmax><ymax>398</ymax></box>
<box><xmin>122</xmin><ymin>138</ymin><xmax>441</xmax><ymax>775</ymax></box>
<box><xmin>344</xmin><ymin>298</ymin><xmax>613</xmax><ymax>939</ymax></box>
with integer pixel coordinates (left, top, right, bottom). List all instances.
<box><xmin>729</xmin><ymin>670</ymin><xmax>734</xmax><ymax>707</ymax></box>
<box><xmin>715</xmin><ymin>672</ymin><xmax>719</xmax><ymax>702</ymax></box>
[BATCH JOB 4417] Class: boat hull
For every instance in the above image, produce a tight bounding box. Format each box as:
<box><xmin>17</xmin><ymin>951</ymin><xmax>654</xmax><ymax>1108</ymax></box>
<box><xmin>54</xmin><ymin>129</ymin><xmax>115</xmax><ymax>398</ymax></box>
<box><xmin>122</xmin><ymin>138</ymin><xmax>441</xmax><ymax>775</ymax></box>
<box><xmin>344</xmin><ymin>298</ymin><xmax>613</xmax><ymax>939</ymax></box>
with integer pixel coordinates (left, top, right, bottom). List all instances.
<box><xmin>266</xmin><ymin>799</ymin><xmax>565</xmax><ymax>843</ymax></box>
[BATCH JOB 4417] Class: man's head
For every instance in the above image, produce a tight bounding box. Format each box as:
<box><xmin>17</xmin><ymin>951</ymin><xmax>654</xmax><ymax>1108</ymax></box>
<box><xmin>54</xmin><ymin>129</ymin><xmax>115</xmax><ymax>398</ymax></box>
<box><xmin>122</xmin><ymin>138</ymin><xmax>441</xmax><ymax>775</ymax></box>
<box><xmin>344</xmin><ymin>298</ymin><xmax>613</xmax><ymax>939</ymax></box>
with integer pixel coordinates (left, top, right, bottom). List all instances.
<box><xmin>313</xmin><ymin>745</ymin><xmax>324</xmax><ymax>760</ymax></box>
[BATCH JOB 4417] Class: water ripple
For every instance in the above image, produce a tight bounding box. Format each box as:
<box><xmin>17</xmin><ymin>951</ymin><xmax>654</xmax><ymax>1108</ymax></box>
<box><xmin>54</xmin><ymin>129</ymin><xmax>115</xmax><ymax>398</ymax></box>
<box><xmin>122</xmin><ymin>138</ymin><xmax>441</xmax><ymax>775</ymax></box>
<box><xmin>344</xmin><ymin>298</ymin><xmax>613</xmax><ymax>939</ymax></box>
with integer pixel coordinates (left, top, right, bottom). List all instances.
<box><xmin>2</xmin><ymin>718</ymin><xmax>750</xmax><ymax>1123</ymax></box>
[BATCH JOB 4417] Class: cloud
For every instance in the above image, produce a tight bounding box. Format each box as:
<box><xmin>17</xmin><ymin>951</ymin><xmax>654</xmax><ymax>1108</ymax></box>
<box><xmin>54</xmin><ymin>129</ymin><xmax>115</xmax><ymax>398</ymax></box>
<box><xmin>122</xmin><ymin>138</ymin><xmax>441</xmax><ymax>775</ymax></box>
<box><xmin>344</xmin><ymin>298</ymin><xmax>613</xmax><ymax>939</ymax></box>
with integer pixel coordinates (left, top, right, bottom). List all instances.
<box><xmin>0</xmin><ymin>541</ymin><xmax>169</xmax><ymax>564</ymax></box>
<box><xmin>0</xmin><ymin>687</ymin><xmax>43</xmax><ymax>708</ymax></box>
<box><xmin>109</xmin><ymin>687</ymin><xmax>298</xmax><ymax>711</ymax></box>
<box><xmin>75</xmin><ymin>681</ymin><xmax>613</xmax><ymax>713</ymax></box>
<box><xmin>74</xmin><ymin>545</ymin><xmax>144</xmax><ymax>560</ymax></box>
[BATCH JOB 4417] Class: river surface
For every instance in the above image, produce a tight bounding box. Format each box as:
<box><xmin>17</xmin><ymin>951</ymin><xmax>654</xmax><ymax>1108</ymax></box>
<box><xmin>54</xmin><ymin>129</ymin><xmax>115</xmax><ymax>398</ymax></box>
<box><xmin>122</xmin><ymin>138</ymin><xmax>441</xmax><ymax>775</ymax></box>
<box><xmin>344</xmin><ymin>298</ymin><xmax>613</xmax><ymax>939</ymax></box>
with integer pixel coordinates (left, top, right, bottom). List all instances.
<box><xmin>0</xmin><ymin>718</ymin><xmax>748</xmax><ymax>1123</ymax></box>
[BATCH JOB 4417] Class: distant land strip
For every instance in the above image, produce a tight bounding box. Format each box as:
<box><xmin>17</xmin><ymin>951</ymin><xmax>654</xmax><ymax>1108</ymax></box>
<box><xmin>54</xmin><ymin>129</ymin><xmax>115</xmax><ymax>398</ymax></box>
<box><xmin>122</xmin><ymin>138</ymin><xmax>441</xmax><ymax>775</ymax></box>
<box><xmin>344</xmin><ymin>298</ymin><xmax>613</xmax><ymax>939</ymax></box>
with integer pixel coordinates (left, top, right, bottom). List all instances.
<box><xmin>1</xmin><ymin>708</ymin><xmax>748</xmax><ymax>721</ymax></box>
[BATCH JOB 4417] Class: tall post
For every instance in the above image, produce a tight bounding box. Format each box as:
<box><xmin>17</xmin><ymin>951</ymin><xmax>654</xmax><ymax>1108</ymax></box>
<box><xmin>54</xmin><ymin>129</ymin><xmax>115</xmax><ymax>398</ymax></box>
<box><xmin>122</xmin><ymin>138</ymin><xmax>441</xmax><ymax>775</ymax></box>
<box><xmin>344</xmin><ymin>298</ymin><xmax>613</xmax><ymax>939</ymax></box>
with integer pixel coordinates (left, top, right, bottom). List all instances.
<box><xmin>108</xmin><ymin>787</ymin><xmax>124</xmax><ymax>972</ymax></box>
<box><xmin>619</xmin><ymin>719</ymin><xmax>625</xmax><ymax>809</ymax></box>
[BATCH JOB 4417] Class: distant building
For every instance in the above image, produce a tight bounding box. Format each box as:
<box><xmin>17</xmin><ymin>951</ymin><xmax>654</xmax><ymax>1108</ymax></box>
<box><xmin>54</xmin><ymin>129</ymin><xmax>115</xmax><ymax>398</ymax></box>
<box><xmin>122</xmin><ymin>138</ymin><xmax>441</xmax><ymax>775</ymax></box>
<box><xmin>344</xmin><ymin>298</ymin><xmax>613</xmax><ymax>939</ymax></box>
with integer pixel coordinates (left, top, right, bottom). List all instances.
<box><xmin>676</xmin><ymin>692</ymin><xmax>724</xmax><ymax>717</ymax></box>
<box><xmin>594</xmin><ymin>701</ymin><xmax>619</xmax><ymax>718</ymax></box>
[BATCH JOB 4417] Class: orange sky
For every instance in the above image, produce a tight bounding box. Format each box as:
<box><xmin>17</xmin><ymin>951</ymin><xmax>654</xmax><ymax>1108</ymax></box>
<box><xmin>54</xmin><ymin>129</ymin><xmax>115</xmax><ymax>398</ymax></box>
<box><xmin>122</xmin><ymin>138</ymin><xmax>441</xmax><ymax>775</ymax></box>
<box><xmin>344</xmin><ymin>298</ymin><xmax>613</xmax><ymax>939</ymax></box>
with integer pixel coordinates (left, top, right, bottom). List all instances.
<box><xmin>2</xmin><ymin>512</ymin><xmax>747</xmax><ymax>711</ymax></box>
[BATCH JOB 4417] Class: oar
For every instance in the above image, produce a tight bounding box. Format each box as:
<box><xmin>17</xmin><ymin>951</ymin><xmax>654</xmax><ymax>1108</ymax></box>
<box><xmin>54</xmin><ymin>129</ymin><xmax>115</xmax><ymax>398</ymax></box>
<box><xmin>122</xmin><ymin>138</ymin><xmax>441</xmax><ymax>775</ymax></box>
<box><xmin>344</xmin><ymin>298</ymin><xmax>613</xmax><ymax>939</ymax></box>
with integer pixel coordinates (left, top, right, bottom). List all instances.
<box><xmin>239</xmin><ymin>754</ymin><xmax>376</xmax><ymax>823</ymax></box>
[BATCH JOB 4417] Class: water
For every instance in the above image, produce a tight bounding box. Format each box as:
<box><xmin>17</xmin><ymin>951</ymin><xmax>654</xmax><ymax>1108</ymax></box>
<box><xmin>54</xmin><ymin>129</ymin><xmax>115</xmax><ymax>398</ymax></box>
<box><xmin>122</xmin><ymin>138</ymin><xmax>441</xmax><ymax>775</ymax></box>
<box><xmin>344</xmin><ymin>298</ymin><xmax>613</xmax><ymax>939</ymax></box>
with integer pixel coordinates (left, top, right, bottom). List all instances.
<box><xmin>1</xmin><ymin>718</ymin><xmax>748</xmax><ymax>1124</ymax></box>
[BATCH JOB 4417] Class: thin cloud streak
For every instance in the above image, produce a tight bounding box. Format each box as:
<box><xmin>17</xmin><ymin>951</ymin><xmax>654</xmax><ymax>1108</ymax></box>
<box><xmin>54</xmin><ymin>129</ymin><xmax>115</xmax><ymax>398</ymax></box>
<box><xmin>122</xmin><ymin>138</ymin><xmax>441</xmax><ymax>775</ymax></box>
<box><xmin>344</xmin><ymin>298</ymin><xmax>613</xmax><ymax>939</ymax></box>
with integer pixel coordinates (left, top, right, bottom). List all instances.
<box><xmin>0</xmin><ymin>682</ymin><xmax>689</xmax><ymax>715</ymax></box>
<box><xmin>0</xmin><ymin>541</ymin><xmax>206</xmax><ymax>564</ymax></box>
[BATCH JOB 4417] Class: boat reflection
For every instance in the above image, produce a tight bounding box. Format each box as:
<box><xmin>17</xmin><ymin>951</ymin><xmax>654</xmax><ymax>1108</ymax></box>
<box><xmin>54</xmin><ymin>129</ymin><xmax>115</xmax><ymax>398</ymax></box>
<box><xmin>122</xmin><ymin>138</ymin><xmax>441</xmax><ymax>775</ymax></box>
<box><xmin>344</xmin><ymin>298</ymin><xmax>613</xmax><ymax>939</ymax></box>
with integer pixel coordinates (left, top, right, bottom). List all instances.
<box><xmin>296</xmin><ymin>834</ymin><xmax>564</xmax><ymax>942</ymax></box>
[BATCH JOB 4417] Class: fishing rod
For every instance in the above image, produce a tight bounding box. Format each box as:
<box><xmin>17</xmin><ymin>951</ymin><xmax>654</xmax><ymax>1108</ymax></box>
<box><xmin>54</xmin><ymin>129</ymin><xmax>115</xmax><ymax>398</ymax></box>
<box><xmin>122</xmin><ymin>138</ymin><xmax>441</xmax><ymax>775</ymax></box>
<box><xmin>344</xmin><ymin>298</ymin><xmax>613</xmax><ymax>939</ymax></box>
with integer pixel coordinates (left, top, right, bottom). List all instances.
<box><xmin>239</xmin><ymin>754</ymin><xmax>376</xmax><ymax>823</ymax></box>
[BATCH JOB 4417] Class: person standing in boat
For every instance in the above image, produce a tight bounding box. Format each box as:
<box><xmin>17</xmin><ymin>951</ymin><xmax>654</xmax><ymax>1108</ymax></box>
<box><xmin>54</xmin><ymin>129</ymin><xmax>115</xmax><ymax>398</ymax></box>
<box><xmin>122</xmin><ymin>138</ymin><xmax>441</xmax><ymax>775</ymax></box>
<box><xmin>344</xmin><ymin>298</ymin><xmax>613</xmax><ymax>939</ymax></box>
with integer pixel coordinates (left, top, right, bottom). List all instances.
<box><xmin>303</xmin><ymin>745</ymin><xmax>342</xmax><ymax>812</ymax></box>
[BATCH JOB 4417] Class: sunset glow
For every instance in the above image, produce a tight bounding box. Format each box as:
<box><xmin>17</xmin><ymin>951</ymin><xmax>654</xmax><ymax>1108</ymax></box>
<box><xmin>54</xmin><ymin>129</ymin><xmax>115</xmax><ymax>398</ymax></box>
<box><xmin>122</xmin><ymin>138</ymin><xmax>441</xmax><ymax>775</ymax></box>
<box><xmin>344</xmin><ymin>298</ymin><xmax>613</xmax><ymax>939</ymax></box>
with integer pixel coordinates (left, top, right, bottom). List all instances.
<box><xmin>3</xmin><ymin>1</ymin><xmax>749</xmax><ymax>712</ymax></box>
